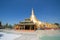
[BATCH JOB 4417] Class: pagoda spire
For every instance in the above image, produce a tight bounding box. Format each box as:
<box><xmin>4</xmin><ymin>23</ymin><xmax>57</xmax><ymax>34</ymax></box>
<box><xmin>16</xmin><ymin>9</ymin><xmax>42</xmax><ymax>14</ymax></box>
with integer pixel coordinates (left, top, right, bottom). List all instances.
<box><xmin>30</xmin><ymin>8</ymin><xmax>38</xmax><ymax>23</ymax></box>
<box><xmin>30</xmin><ymin>8</ymin><xmax>42</xmax><ymax>25</ymax></box>
<box><xmin>30</xmin><ymin>8</ymin><xmax>36</xmax><ymax>19</ymax></box>
<box><xmin>32</xmin><ymin>8</ymin><xmax>34</xmax><ymax>16</ymax></box>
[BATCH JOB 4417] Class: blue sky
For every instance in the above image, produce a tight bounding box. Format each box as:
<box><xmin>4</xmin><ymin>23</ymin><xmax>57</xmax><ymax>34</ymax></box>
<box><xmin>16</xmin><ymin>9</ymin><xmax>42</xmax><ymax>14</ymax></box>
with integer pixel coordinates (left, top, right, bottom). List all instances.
<box><xmin>0</xmin><ymin>0</ymin><xmax>60</xmax><ymax>25</ymax></box>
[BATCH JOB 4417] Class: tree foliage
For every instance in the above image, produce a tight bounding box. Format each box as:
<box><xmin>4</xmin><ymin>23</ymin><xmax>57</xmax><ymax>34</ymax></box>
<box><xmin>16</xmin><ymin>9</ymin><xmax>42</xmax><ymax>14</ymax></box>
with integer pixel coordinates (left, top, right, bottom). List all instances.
<box><xmin>4</xmin><ymin>23</ymin><xmax>13</xmax><ymax>29</ymax></box>
<box><xmin>54</xmin><ymin>23</ymin><xmax>60</xmax><ymax>28</ymax></box>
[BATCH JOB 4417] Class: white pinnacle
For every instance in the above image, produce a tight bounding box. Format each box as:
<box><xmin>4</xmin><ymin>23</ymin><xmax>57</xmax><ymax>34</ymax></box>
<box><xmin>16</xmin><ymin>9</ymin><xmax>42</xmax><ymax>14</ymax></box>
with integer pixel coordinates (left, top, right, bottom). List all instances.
<box><xmin>30</xmin><ymin>8</ymin><xmax>42</xmax><ymax>25</ymax></box>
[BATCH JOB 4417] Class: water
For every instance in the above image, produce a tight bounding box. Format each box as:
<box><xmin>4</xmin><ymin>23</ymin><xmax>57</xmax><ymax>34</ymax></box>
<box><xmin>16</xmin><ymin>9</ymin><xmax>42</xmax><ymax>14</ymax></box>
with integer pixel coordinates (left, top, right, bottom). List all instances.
<box><xmin>0</xmin><ymin>30</ymin><xmax>60</xmax><ymax>40</ymax></box>
<box><xmin>38</xmin><ymin>30</ymin><xmax>60</xmax><ymax>40</ymax></box>
<box><xmin>39</xmin><ymin>33</ymin><xmax>60</xmax><ymax>40</ymax></box>
<box><xmin>0</xmin><ymin>32</ymin><xmax>21</xmax><ymax>40</ymax></box>
<box><xmin>40</xmin><ymin>36</ymin><xmax>60</xmax><ymax>40</ymax></box>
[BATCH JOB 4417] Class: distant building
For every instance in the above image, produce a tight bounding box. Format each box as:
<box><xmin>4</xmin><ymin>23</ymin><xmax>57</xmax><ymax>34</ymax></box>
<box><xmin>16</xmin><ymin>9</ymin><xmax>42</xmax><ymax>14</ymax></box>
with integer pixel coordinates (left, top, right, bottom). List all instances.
<box><xmin>14</xmin><ymin>8</ymin><xmax>58</xmax><ymax>30</ymax></box>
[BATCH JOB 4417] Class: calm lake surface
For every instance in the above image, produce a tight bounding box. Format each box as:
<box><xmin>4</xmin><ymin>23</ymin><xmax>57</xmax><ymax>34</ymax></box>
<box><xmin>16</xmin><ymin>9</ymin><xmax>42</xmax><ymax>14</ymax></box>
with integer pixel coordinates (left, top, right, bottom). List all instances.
<box><xmin>36</xmin><ymin>30</ymin><xmax>60</xmax><ymax>40</ymax></box>
<box><xmin>40</xmin><ymin>36</ymin><xmax>60</xmax><ymax>40</ymax></box>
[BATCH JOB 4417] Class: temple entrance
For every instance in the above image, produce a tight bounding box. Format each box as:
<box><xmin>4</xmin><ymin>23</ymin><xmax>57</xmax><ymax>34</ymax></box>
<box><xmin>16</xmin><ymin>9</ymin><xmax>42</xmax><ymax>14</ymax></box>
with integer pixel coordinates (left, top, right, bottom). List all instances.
<box><xmin>31</xmin><ymin>25</ymin><xmax>34</xmax><ymax>30</ymax></box>
<box><xmin>25</xmin><ymin>25</ymin><xmax>34</xmax><ymax>30</ymax></box>
<box><xmin>20</xmin><ymin>25</ymin><xmax>35</xmax><ymax>30</ymax></box>
<box><xmin>25</xmin><ymin>25</ymin><xmax>30</xmax><ymax>30</ymax></box>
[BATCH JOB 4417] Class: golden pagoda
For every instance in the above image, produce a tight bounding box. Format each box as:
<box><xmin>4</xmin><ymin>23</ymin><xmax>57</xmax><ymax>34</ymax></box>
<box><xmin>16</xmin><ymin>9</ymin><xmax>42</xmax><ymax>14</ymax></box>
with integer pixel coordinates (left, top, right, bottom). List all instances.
<box><xmin>14</xmin><ymin>8</ymin><xmax>58</xmax><ymax>30</ymax></box>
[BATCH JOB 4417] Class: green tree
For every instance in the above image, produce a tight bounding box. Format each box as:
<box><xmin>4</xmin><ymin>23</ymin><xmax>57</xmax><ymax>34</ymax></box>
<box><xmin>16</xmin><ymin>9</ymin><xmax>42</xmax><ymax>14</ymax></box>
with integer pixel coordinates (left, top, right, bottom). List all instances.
<box><xmin>0</xmin><ymin>21</ymin><xmax>2</xmax><ymax>29</ymax></box>
<box><xmin>54</xmin><ymin>23</ymin><xmax>60</xmax><ymax>28</ymax></box>
<box><xmin>4</xmin><ymin>23</ymin><xmax>9</xmax><ymax>28</ymax></box>
<box><xmin>0</xmin><ymin>21</ymin><xmax>2</xmax><ymax>26</ymax></box>
<box><xmin>8</xmin><ymin>24</ymin><xmax>13</xmax><ymax>29</ymax></box>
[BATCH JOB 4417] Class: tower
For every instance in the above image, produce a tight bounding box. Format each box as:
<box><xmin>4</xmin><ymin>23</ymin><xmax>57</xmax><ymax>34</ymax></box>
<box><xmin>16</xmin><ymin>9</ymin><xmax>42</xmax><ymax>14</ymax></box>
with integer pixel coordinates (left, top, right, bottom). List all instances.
<box><xmin>30</xmin><ymin>8</ymin><xmax>42</xmax><ymax>27</ymax></box>
<box><xmin>30</xmin><ymin>8</ymin><xmax>42</xmax><ymax>23</ymax></box>
<box><xmin>30</xmin><ymin>8</ymin><xmax>38</xmax><ymax>23</ymax></box>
